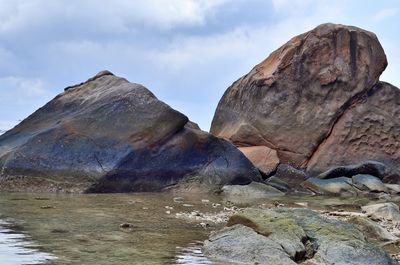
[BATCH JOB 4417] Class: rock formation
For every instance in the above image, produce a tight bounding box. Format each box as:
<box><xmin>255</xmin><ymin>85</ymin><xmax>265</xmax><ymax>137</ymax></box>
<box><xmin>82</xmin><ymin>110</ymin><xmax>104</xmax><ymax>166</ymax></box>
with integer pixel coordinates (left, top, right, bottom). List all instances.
<box><xmin>203</xmin><ymin>208</ymin><xmax>398</xmax><ymax>264</ymax></box>
<box><xmin>211</xmin><ymin>23</ymin><xmax>399</xmax><ymax>180</ymax></box>
<box><xmin>0</xmin><ymin>71</ymin><xmax>262</xmax><ymax>193</ymax></box>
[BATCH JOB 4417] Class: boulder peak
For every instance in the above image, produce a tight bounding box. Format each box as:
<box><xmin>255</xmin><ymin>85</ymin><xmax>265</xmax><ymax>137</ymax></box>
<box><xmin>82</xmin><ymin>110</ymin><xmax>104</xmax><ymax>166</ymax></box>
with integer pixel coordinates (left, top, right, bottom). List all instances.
<box><xmin>64</xmin><ymin>70</ymin><xmax>115</xmax><ymax>91</ymax></box>
<box><xmin>211</xmin><ymin>23</ymin><xmax>390</xmax><ymax>170</ymax></box>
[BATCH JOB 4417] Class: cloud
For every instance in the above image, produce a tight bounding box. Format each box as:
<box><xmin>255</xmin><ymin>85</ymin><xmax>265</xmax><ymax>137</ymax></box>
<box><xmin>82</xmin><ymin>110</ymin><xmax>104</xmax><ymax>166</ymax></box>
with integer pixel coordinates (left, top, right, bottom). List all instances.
<box><xmin>151</xmin><ymin>1</ymin><xmax>346</xmax><ymax>75</ymax></box>
<box><xmin>373</xmin><ymin>8</ymin><xmax>397</xmax><ymax>22</ymax></box>
<box><xmin>0</xmin><ymin>0</ymin><xmax>229</xmax><ymax>34</ymax></box>
<box><xmin>0</xmin><ymin>0</ymin><xmax>399</xmax><ymax>132</ymax></box>
<box><xmin>0</xmin><ymin>76</ymin><xmax>53</xmax><ymax>130</ymax></box>
<box><xmin>0</xmin><ymin>76</ymin><xmax>47</xmax><ymax>97</ymax></box>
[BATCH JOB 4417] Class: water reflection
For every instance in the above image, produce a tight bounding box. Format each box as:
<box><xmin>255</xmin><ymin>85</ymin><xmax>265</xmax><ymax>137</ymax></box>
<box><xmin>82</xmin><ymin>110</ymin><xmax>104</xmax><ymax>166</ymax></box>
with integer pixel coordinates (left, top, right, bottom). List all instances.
<box><xmin>0</xmin><ymin>220</ymin><xmax>55</xmax><ymax>265</ymax></box>
<box><xmin>175</xmin><ymin>241</ymin><xmax>212</xmax><ymax>265</ymax></box>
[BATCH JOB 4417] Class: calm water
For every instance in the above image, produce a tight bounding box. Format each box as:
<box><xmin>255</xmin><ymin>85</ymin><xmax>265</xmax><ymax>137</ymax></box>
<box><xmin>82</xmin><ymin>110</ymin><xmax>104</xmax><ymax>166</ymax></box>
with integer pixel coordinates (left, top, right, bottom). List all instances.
<box><xmin>0</xmin><ymin>192</ymin><xmax>389</xmax><ymax>264</ymax></box>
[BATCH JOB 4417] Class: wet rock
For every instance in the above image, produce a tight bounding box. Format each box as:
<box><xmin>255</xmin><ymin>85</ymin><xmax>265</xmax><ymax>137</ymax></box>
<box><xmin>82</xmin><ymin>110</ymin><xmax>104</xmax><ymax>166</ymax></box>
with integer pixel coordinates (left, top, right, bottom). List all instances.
<box><xmin>238</xmin><ymin>146</ymin><xmax>279</xmax><ymax>175</ymax></box>
<box><xmin>352</xmin><ymin>174</ymin><xmax>388</xmax><ymax>192</ymax></box>
<box><xmin>268</xmin><ymin>164</ymin><xmax>308</xmax><ymax>190</ymax></box>
<box><xmin>222</xmin><ymin>181</ymin><xmax>284</xmax><ymax>200</ymax></box>
<box><xmin>211</xmin><ymin>23</ymin><xmax>388</xmax><ymax>169</ymax></box>
<box><xmin>362</xmin><ymin>203</ymin><xmax>400</xmax><ymax>223</ymax></box>
<box><xmin>316</xmin><ymin>160</ymin><xmax>388</xmax><ymax>180</ymax></box>
<box><xmin>301</xmin><ymin>177</ymin><xmax>355</xmax><ymax>195</ymax></box>
<box><xmin>266</xmin><ymin>176</ymin><xmax>291</xmax><ymax>192</ymax></box>
<box><xmin>0</xmin><ymin>71</ymin><xmax>262</xmax><ymax>193</ymax></box>
<box><xmin>204</xmin><ymin>208</ymin><xmax>398</xmax><ymax>265</ymax></box>
<box><xmin>203</xmin><ymin>224</ymin><xmax>297</xmax><ymax>265</ymax></box>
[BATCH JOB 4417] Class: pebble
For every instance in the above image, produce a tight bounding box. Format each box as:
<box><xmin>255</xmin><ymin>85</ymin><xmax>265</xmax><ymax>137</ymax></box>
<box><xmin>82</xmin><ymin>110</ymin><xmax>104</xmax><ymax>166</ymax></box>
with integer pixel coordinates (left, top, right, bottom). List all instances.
<box><xmin>40</xmin><ymin>205</ymin><xmax>55</xmax><ymax>209</ymax></box>
<box><xmin>119</xmin><ymin>223</ymin><xmax>135</xmax><ymax>229</ymax></box>
<box><xmin>173</xmin><ymin>197</ymin><xmax>184</xmax><ymax>203</ymax></box>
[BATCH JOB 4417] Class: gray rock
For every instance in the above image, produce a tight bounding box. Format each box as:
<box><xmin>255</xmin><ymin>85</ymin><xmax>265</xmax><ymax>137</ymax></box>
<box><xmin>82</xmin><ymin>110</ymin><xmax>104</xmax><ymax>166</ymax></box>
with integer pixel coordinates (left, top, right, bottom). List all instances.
<box><xmin>222</xmin><ymin>181</ymin><xmax>284</xmax><ymax>200</ymax></box>
<box><xmin>269</xmin><ymin>164</ymin><xmax>308</xmax><ymax>190</ymax></box>
<box><xmin>301</xmin><ymin>177</ymin><xmax>355</xmax><ymax>195</ymax></box>
<box><xmin>385</xmin><ymin>184</ymin><xmax>400</xmax><ymax>194</ymax></box>
<box><xmin>266</xmin><ymin>176</ymin><xmax>291</xmax><ymax>192</ymax></box>
<box><xmin>0</xmin><ymin>71</ymin><xmax>262</xmax><ymax>193</ymax></box>
<box><xmin>203</xmin><ymin>208</ymin><xmax>398</xmax><ymax>265</ymax></box>
<box><xmin>203</xmin><ymin>224</ymin><xmax>297</xmax><ymax>265</ymax></box>
<box><xmin>362</xmin><ymin>203</ymin><xmax>400</xmax><ymax>223</ymax></box>
<box><xmin>352</xmin><ymin>174</ymin><xmax>388</xmax><ymax>192</ymax></box>
<box><xmin>348</xmin><ymin>216</ymin><xmax>398</xmax><ymax>242</ymax></box>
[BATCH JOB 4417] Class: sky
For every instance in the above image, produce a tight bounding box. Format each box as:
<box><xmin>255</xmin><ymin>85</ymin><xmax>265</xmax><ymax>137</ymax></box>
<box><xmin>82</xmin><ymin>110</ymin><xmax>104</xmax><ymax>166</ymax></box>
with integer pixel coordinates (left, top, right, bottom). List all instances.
<box><xmin>0</xmin><ymin>0</ymin><xmax>399</xmax><ymax>132</ymax></box>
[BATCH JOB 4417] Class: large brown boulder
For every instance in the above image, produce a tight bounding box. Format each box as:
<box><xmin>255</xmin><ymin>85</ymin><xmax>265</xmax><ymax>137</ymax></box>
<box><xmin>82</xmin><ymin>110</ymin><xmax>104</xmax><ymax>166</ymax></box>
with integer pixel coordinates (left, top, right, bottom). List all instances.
<box><xmin>211</xmin><ymin>23</ymin><xmax>399</xmax><ymax>178</ymax></box>
<box><xmin>0</xmin><ymin>71</ymin><xmax>262</xmax><ymax>193</ymax></box>
<box><xmin>306</xmin><ymin>82</ymin><xmax>400</xmax><ymax>174</ymax></box>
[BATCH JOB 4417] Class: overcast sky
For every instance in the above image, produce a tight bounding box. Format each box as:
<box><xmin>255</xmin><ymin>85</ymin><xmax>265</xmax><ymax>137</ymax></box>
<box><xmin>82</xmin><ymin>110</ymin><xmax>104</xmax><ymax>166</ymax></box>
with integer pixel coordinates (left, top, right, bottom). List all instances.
<box><xmin>0</xmin><ymin>0</ymin><xmax>399</xmax><ymax>131</ymax></box>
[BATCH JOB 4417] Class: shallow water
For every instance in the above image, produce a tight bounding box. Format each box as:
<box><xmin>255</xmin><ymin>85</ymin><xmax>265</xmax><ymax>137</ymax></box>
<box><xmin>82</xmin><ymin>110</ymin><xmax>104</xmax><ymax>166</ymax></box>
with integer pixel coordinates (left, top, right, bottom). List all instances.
<box><xmin>0</xmin><ymin>192</ymin><xmax>392</xmax><ymax>264</ymax></box>
<box><xmin>0</xmin><ymin>220</ymin><xmax>55</xmax><ymax>265</ymax></box>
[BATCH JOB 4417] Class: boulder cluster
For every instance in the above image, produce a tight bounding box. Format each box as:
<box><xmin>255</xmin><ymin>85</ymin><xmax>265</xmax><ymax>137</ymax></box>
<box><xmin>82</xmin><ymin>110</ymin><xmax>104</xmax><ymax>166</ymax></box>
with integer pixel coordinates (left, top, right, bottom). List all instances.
<box><xmin>0</xmin><ymin>23</ymin><xmax>399</xmax><ymax>194</ymax></box>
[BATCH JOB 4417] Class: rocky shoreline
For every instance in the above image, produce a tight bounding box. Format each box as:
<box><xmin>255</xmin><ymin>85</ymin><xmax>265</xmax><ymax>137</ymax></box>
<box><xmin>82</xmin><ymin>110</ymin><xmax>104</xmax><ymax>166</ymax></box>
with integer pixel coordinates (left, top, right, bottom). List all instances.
<box><xmin>0</xmin><ymin>22</ymin><xmax>399</xmax><ymax>264</ymax></box>
<box><xmin>173</xmin><ymin>198</ymin><xmax>400</xmax><ymax>264</ymax></box>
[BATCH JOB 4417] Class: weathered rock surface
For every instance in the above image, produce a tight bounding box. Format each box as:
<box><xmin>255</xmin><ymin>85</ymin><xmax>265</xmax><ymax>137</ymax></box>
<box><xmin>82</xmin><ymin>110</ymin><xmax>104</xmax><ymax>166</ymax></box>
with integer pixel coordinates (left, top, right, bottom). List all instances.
<box><xmin>301</xmin><ymin>177</ymin><xmax>356</xmax><ymax>195</ymax></box>
<box><xmin>307</xmin><ymin>82</ymin><xmax>400</xmax><ymax>175</ymax></box>
<box><xmin>301</xmin><ymin>173</ymin><xmax>392</xmax><ymax>196</ymax></box>
<box><xmin>0</xmin><ymin>71</ymin><xmax>262</xmax><ymax>193</ymax></box>
<box><xmin>362</xmin><ymin>203</ymin><xmax>400</xmax><ymax>223</ymax></box>
<box><xmin>349</xmin><ymin>216</ymin><xmax>398</xmax><ymax>242</ymax></box>
<box><xmin>267</xmin><ymin>164</ymin><xmax>308</xmax><ymax>191</ymax></box>
<box><xmin>203</xmin><ymin>208</ymin><xmax>398</xmax><ymax>265</ymax></box>
<box><xmin>352</xmin><ymin>174</ymin><xmax>388</xmax><ymax>192</ymax></box>
<box><xmin>211</xmin><ymin>23</ymin><xmax>399</xmax><ymax>180</ymax></box>
<box><xmin>238</xmin><ymin>146</ymin><xmax>279</xmax><ymax>175</ymax></box>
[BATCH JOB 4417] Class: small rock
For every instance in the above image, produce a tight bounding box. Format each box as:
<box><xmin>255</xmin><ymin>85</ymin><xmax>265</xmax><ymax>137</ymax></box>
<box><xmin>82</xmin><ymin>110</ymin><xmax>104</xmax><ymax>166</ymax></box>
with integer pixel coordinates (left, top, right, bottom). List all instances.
<box><xmin>199</xmin><ymin>222</ymin><xmax>210</xmax><ymax>229</ymax></box>
<box><xmin>119</xmin><ymin>223</ymin><xmax>135</xmax><ymax>230</ymax></box>
<box><xmin>40</xmin><ymin>205</ymin><xmax>55</xmax><ymax>209</ymax></box>
<box><xmin>173</xmin><ymin>197</ymin><xmax>184</xmax><ymax>203</ymax></box>
<box><xmin>294</xmin><ymin>202</ymin><xmax>308</xmax><ymax>207</ymax></box>
<box><xmin>34</xmin><ymin>197</ymin><xmax>50</xmax><ymax>201</ymax></box>
<box><xmin>352</xmin><ymin>174</ymin><xmax>388</xmax><ymax>192</ymax></box>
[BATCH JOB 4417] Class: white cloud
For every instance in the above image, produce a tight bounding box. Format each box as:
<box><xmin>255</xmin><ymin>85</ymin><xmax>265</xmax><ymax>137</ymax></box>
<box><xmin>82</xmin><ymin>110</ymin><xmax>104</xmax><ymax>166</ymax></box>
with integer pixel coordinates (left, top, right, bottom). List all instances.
<box><xmin>373</xmin><ymin>8</ymin><xmax>397</xmax><ymax>22</ymax></box>
<box><xmin>150</xmin><ymin>3</ymin><xmax>346</xmax><ymax>75</ymax></box>
<box><xmin>0</xmin><ymin>76</ymin><xmax>46</xmax><ymax>97</ymax></box>
<box><xmin>0</xmin><ymin>0</ymin><xmax>229</xmax><ymax>34</ymax></box>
